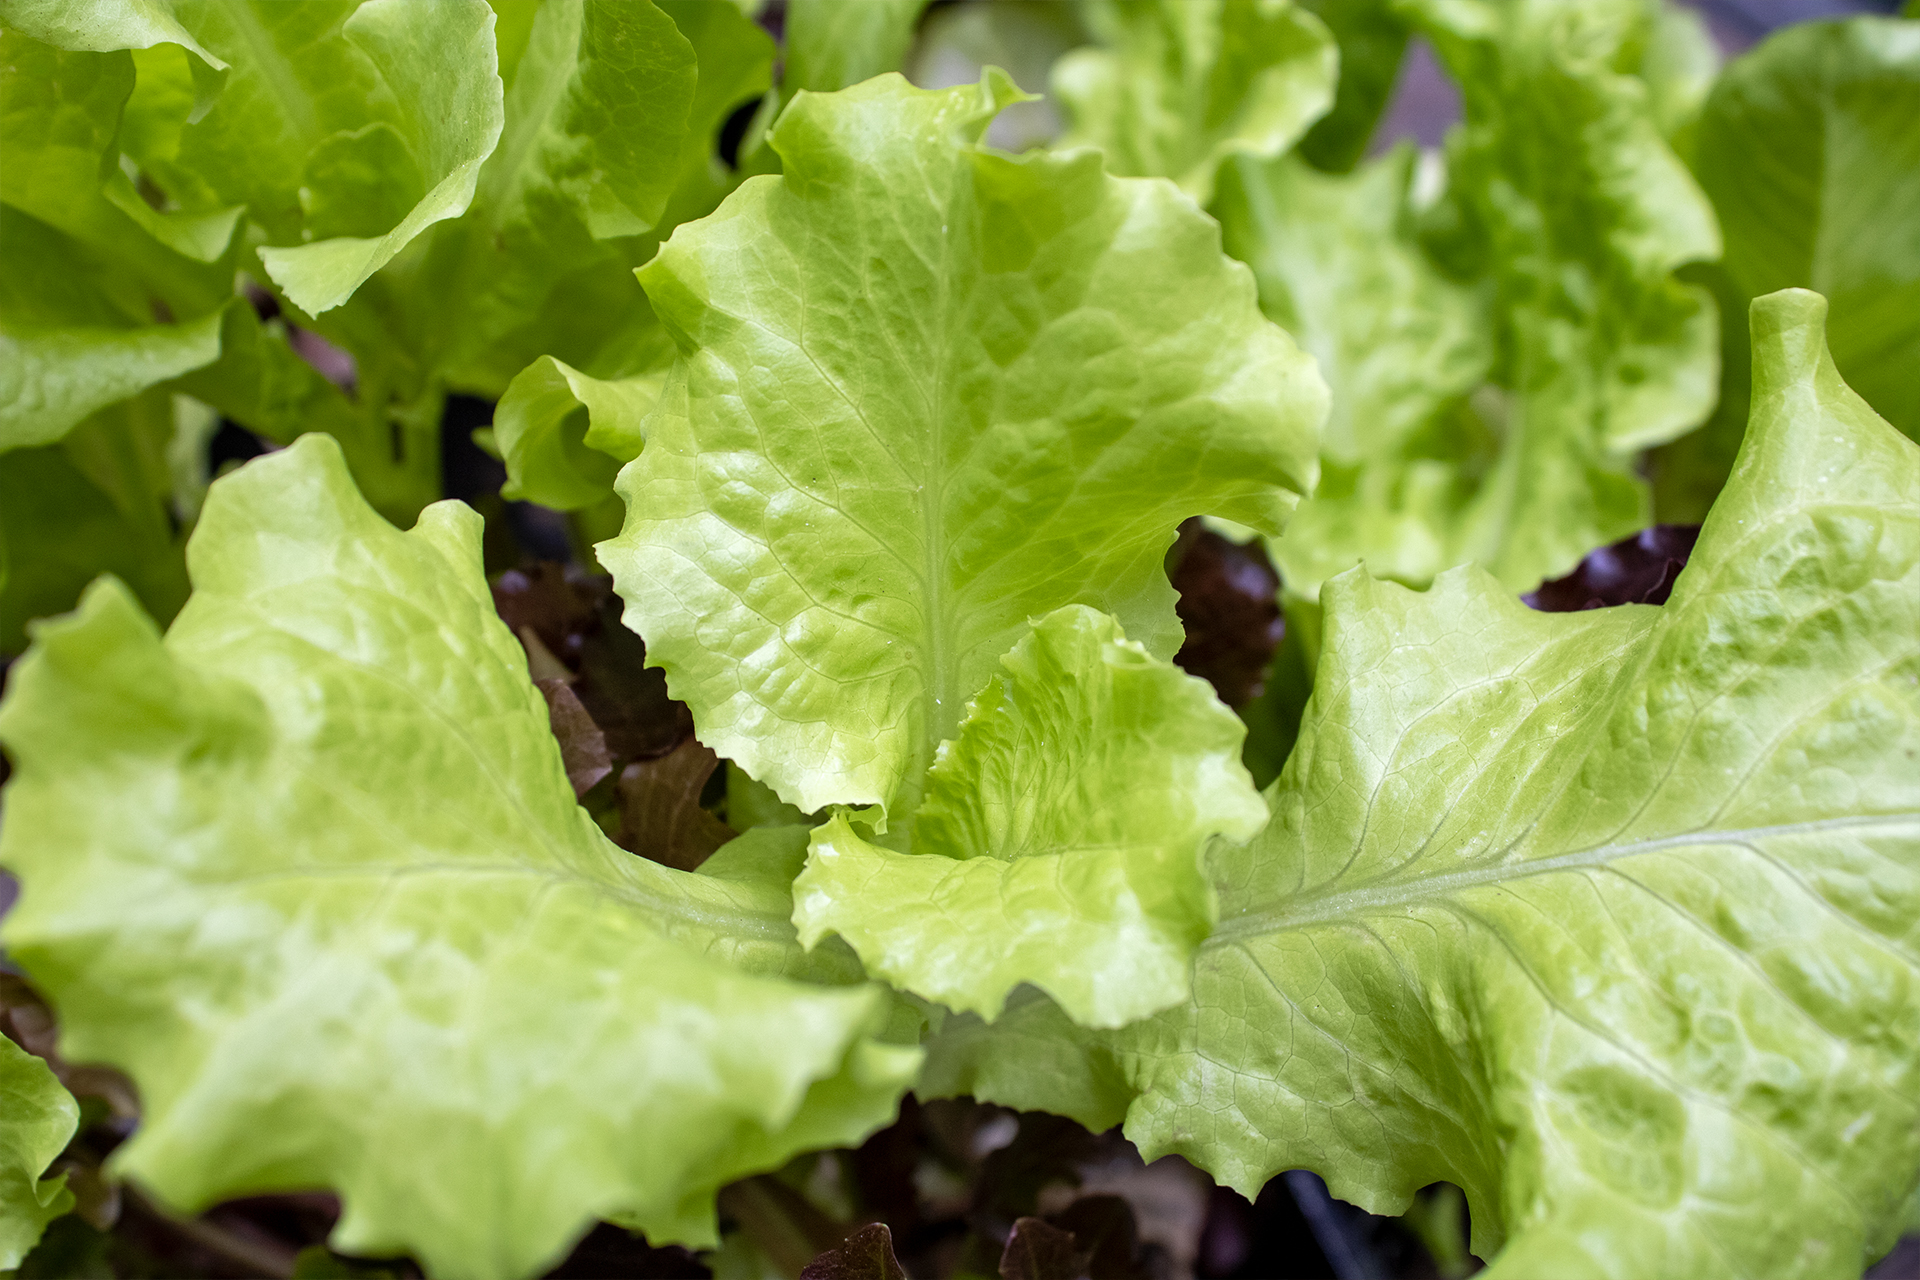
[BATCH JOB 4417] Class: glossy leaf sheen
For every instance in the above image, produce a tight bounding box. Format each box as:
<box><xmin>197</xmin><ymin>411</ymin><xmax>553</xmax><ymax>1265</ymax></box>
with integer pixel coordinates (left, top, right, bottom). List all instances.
<box><xmin>0</xmin><ymin>436</ymin><xmax>918</xmax><ymax>1280</ymax></box>
<box><xmin>793</xmin><ymin>607</ymin><xmax>1266</xmax><ymax>1028</ymax></box>
<box><xmin>602</xmin><ymin>73</ymin><xmax>1323</xmax><ymax>816</ymax></box>
<box><xmin>924</xmin><ymin>292</ymin><xmax>1920</xmax><ymax>1279</ymax></box>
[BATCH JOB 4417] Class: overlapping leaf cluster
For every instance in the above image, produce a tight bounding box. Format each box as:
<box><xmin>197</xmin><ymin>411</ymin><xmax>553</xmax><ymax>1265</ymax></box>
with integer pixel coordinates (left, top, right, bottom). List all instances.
<box><xmin>0</xmin><ymin>3</ymin><xmax>1916</xmax><ymax>1279</ymax></box>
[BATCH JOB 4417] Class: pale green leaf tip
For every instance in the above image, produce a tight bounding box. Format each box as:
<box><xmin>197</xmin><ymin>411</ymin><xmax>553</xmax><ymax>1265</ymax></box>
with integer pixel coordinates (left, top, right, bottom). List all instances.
<box><xmin>1747</xmin><ymin>286</ymin><xmax>1830</xmax><ymax>393</ymax></box>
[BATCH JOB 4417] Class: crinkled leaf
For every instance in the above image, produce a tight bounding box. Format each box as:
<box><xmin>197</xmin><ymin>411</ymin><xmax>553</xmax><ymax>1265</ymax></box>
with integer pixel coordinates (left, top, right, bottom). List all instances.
<box><xmin>9</xmin><ymin>5</ymin><xmax>245</xmax><ymax>264</ymax></box>
<box><xmin>249</xmin><ymin>0</ymin><xmax>504</xmax><ymax>314</ymax></box>
<box><xmin>650</xmin><ymin>0</ymin><xmax>776</xmax><ymax>219</ymax></box>
<box><xmin>793</xmin><ymin>606</ymin><xmax>1265</xmax><ymax>1029</ymax></box>
<box><xmin>1214</xmin><ymin>146</ymin><xmax>1492</xmax><ymax>600</ymax></box>
<box><xmin>1694</xmin><ymin>16</ymin><xmax>1920</xmax><ymax>443</ymax></box>
<box><xmin>418</xmin><ymin>0</ymin><xmax>705</xmax><ymax>394</ymax></box>
<box><xmin>904</xmin><ymin>1</ymin><xmax>1079</xmax><ymax>153</ymax></box>
<box><xmin>924</xmin><ymin>291</ymin><xmax>1920</xmax><ymax>1279</ymax></box>
<box><xmin>601</xmin><ymin>73</ymin><xmax>1322</xmax><ymax>817</ymax></box>
<box><xmin>1405</xmin><ymin>0</ymin><xmax>1721</xmax><ymax>590</ymax></box>
<box><xmin>1051</xmin><ymin>0</ymin><xmax>1337</xmax><ymax>204</ymax></box>
<box><xmin>101</xmin><ymin>181</ymin><xmax>243</xmax><ymax>263</ymax></box>
<box><xmin>125</xmin><ymin>0</ymin><xmax>503</xmax><ymax>316</ymax></box>
<box><xmin>493</xmin><ymin>355</ymin><xmax>661</xmax><ymax>510</ymax></box>
<box><xmin>0</xmin><ymin>29</ymin><xmax>232</xmax><ymax>316</ymax></box>
<box><xmin>736</xmin><ymin>0</ymin><xmax>926</xmax><ymax>173</ymax></box>
<box><xmin>0</xmin><ymin>1036</ymin><xmax>77</xmax><ymax>1269</ymax></box>
<box><xmin>0</xmin><ymin>435</ymin><xmax>919</xmax><ymax>1280</ymax></box>
<box><xmin>0</xmin><ymin>40</ymin><xmax>230</xmax><ymax>449</ymax></box>
<box><xmin>410</xmin><ymin>1</ymin><xmax>771</xmax><ymax>400</ymax></box>
<box><xmin>496</xmin><ymin>0</ymin><xmax>692</xmax><ymax>243</ymax></box>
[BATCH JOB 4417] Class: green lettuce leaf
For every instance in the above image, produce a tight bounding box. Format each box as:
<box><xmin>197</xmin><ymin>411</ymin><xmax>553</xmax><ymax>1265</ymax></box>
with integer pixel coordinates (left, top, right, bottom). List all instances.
<box><xmin>416</xmin><ymin>0</ymin><xmax>711</xmax><ymax>395</ymax></box>
<box><xmin>253</xmin><ymin>0</ymin><xmax>504</xmax><ymax>314</ymax></box>
<box><xmin>0</xmin><ymin>1036</ymin><xmax>77</xmax><ymax>1269</ymax></box>
<box><xmin>784</xmin><ymin>0</ymin><xmax>926</xmax><ymax>98</ymax></box>
<box><xmin>0</xmin><ymin>0</ymin><xmax>226</xmax><ymax>93</ymax></box>
<box><xmin>923</xmin><ymin>289</ymin><xmax>1920</xmax><ymax>1278</ymax></box>
<box><xmin>1404</xmin><ymin>0</ymin><xmax>1721</xmax><ymax>590</ymax></box>
<box><xmin>1693</xmin><ymin>16</ymin><xmax>1920</xmax><ymax>443</ymax></box>
<box><xmin>0</xmin><ymin>308</ymin><xmax>222</xmax><ymax>454</ymax></box>
<box><xmin>733</xmin><ymin>0</ymin><xmax>926</xmax><ymax>173</ymax></box>
<box><xmin>649</xmin><ymin>0</ymin><xmax>777</xmax><ymax>227</ymax></box>
<box><xmin>0</xmin><ymin>22</ymin><xmax>224</xmax><ymax>294</ymax></box>
<box><xmin>0</xmin><ymin>435</ymin><xmax>920</xmax><ymax>1280</ymax></box>
<box><xmin>792</xmin><ymin>606</ymin><xmax>1266</xmax><ymax>1028</ymax></box>
<box><xmin>903</xmin><ymin>1</ymin><xmax>1080</xmax><ymax>154</ymax></box>
<box><xmin>168</xmin><ymin>301</ymin><xmax>358</xmax><ymax>448</ymax></box>
<box><xmin>1638</xmin><ymin>1</ymin><xmax>1717</xmax><ymax>149</ymax></box>
<box><xmin>118</xmin><ymin>0</ymin><xmax>504</xmax><ymax>317</ymax></box>
<box><xmin>1294</xmin><ymin>0</ymin><xmax>1408</xmax><ymax>173</ymax></box>
<box><xmin>492</xmin><ymin>355</ymin><xmax>661</xmax><ymax>511</ymax></box>
<box><xmin>600</xmin><ymin>73</ymin><xmax>1323</xmax><ymax>817</ymax></box>
<box><xmin>1051</xmin><ymin>0</ymin><xmax>1336</xmax><ymax>204</ymax></box>
<box><xmin>0</xmin><ymin>32</ymin><xmax>232</xmax><ymax>449</ymax></box>
<box><xmin>0</xmin><ymin>390</ymin><xmax>193</xmax><ymax>654</ymax></box>
<box><xmin>1214</xmin><ymin>145</ymin><xmax>1492</xmax><ymax>600</ymax></box>
<box><xmin>0</xmin><ymin>0</ymin><xmax>246</xmax><ymax>255</ymax></box>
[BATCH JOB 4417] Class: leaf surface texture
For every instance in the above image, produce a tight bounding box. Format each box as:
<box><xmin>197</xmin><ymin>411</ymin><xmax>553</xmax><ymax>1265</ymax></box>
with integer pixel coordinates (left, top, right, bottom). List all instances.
<box><xmin>925</xmin><ymin>290</ymin><xmax>1920</xmax><ymax>1279</ymax></box>
<box><xmin>0</xmin><ymin>436</ymin><xmax>919</xmax><ymax>1280</ymax></box>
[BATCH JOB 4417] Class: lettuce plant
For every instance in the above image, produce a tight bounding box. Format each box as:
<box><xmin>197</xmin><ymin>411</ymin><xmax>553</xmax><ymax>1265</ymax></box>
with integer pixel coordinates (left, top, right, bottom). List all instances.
<box><xmin>0</xmin><ymin>3</ymin><xmax>1916</xmax><ymax>1279</ymax></box>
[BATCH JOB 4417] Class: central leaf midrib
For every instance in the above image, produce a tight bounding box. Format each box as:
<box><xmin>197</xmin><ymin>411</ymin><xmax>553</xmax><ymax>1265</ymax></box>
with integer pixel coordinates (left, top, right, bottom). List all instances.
<box><xmin>916</xmin><ymin>167</ymin><xmax>958</xmax><ymax>790</ymax></box>
<box><xmin>1206</xmin><ymin>813</ymin><xmax>1920</xmax><ymax>945</ymax></box>
<box><xmin>211</xmin><ymin>859</ymin><xmax>801</xmax><ymax>943</ymax></box>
